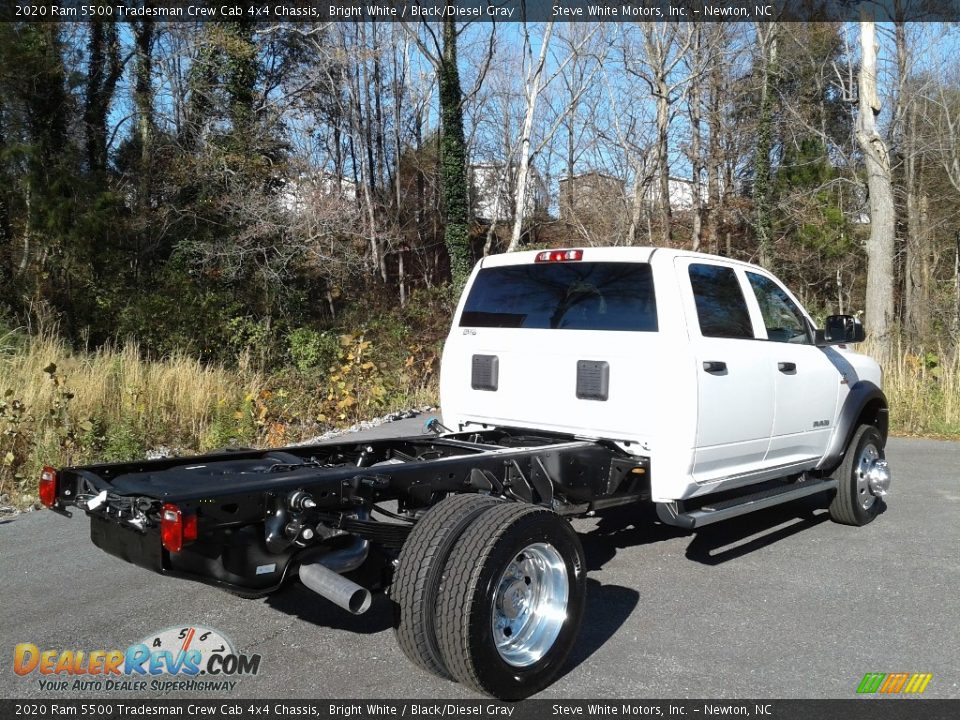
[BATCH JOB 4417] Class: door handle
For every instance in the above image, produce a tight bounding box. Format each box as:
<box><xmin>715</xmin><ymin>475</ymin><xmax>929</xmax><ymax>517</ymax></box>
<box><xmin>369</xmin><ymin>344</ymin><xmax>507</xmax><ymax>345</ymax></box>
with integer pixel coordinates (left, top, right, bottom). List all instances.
<box><xmin>778</xmin><ymin>362</ymin><xmax>797</xmax><ymax>373</ymax></box>
<box><xmin>703</xmin><ymin>361</ymin><xmax>727</xmax><ymax>373</ymax></box>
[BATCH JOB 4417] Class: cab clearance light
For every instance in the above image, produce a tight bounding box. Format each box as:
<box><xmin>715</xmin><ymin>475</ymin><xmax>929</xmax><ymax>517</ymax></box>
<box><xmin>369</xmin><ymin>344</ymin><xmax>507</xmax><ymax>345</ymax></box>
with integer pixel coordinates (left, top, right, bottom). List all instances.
<box><xmin>39</xmin><ymin>466</ymin><xmax>58</xmax><ymax>508</ymax></box>
<box><xmin>160</xmin><ymin>503</ymin><xmax>198</xmax><ymax>553</ymax></box>
<box><xmin>535</xmin><ymin>249</ymin><xmax>583</xmax><ymax>263</ymax></box>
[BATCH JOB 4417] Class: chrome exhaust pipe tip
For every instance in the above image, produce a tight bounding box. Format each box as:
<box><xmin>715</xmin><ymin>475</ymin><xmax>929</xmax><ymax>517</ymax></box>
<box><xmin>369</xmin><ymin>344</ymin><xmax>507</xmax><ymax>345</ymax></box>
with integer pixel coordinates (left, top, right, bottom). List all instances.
<box><xmin>299</xmin><ymin>560</ymin><xmax>373</xmax><ymax>615</ymax></box>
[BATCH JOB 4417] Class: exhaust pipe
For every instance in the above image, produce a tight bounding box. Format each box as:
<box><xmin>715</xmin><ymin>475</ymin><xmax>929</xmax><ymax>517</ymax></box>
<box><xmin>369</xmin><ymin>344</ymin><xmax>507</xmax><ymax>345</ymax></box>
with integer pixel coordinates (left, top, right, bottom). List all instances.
<box><xmin>299</xmin><ymin>560</ymin><xmax>372</xmax><ymax>615</ymax></box>
<box><xmin>298</xmin><ymin>530</ymin><xmax>372</xmax><ymax>615</ymax></box>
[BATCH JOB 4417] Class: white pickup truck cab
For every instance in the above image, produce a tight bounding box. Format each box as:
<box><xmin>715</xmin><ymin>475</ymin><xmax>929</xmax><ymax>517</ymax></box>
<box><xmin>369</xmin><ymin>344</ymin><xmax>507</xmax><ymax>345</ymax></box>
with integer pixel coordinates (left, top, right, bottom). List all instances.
<box><xmin>441</xmin><ymin>246</ymin><xmax>891</xmax><ymax>527</ymax></box>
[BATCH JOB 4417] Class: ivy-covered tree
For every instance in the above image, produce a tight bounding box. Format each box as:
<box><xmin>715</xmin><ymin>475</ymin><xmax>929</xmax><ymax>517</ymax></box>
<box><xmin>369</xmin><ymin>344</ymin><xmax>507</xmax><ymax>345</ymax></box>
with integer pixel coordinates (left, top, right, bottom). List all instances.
<box><xmin>438</xmin><ymin>15</ymin><xmax>471</xmax><ymax>287</ymax></box>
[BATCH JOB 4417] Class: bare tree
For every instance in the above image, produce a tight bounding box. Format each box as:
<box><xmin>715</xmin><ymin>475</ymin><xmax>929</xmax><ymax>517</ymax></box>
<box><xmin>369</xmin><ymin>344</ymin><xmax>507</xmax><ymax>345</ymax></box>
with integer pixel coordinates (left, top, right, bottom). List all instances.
<box><xmin>597</xmin><ymin>44</ymin><xmax>656</xmax><ymax>247</ymax></box>
<box><xmin>504</xmin><ymin>22</ymin><xmax>601</xmax><ymax>252</ymax></box>
<box><xmin>855</xmin><ymin>19</ymin><xmax>896</xmax><ymax>351</ymax></box>
<box><xmin>507</xmin><ymin>21</ymin><xmax>554</xmax><ymax>252</ymax></box>
<box><xmin>891</xmin><ymin>21</ymin><xmax>935</xmax><ymax>342</ymax></box>
<box><xmin>621</xmin><ymin>24</ymin><xmax>694</xmax><ymax>246</ymax></box>
<box><xmin>752</xmin><ymin>22</ymin><xmax>778</xmax><ymax>268</ymax></box>
<box><xmin>682</xmin><ymin>25</ymin><xmax>725</xmax><ymax>252</ymax></box>
<box><xmin>704</xmin><ymin>25</ymin><xmax>738</xmax><ymax>256</ymax></box>
<box><xmin>928</xmin><ymin>65</ymin><xmax>960</xmax><ymax>335</ymax></box>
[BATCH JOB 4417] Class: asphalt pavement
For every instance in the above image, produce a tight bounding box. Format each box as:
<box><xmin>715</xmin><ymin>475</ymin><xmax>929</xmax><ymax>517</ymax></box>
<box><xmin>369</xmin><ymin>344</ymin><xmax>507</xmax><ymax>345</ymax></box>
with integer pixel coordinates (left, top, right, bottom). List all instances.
<box><xmin>1</xmin><ymin>417</ymin><xmax>957</xmax><ymax>700</ymax></box>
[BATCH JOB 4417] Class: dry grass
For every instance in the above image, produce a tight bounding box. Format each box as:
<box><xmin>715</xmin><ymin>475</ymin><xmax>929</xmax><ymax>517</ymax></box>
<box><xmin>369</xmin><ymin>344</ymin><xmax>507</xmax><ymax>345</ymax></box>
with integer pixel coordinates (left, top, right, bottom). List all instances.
<box><xmin>868</xmin><ymin>338</ymin><xmax>960</xmax><ymax>438</ymax></box>
<box><xmin>0</xmin><ymin>332</ymin><xmax>267</xmax><ymax>504</ymax></box>
<box><xmin>0</xmin><ymin>331</ymin><xmax>440</xmax><ymax>507</ymax></box>
<box><xmin>5</xmin><ymin>335</ymin><xmax>263</xmax><ymax>441</ymax></box>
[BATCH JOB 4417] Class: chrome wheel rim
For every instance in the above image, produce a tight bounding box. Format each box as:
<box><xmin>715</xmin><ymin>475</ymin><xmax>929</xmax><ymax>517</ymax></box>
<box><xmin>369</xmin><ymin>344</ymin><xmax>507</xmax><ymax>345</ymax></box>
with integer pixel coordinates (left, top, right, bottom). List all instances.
<box><xmin>491</xmin><ymin>542</ymin><xmax>569</xmax><ymax>668</ymax></box>
<box><xmin>855</xmin><ymin>443</ymin><xmax>880</xmax><ymax>510</ymax></box>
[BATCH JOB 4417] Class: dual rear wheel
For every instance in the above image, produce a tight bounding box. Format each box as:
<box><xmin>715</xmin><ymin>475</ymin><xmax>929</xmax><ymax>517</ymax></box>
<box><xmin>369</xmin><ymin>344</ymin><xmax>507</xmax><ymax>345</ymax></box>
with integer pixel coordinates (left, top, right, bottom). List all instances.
<box><xmin>392</xmin><ymin>495</ymin><xmax>586</xmax><ymax>699</ymax></box>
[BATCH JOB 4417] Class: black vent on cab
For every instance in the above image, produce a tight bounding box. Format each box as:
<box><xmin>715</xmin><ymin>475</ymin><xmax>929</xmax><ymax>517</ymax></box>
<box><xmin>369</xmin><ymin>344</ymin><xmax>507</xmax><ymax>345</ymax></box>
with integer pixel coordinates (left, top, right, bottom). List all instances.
<box><xmin>471</xmin><ymin>354</ymin><xmax>499</xmax><ymax>391</ymax></box>
<box><xmin>576</xmin><ymin>360</ymin><xmax>609</xmax><ymax>401</ymax></box>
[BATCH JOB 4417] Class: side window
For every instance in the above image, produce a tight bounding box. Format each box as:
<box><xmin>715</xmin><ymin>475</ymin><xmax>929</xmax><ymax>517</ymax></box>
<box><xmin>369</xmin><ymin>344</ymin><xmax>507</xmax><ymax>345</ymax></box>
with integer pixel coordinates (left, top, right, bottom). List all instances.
<box><xmin>688</xmin><ymin>264</ymin><xmax>754</xmax><ymax>339</ymax></box>
<box><xmin>746</xmin><ymin>272</ymin><xmax>811</xmax><ymax>344</ymax></box>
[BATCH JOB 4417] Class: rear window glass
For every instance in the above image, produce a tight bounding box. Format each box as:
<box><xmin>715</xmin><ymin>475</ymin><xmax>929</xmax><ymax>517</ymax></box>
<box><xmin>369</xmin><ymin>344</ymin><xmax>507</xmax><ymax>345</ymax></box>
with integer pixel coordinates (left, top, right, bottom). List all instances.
<box><xmin>688</xmin><ymin>263</ymin><xmax>754</xmax><ymax>339</ymax></box>
<box><xmin>460</xmin><ymin>262</ymin><xmax>657</xmax><ymax>331</ymax></box>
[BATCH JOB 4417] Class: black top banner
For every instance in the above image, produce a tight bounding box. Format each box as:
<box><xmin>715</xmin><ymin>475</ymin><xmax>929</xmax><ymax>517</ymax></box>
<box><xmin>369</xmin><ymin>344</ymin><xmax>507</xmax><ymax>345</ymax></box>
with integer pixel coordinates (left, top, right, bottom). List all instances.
<box><xmin>4</xmin><ymin>0</ymin><xmax>960</xmax><ymax>23</ymax></box>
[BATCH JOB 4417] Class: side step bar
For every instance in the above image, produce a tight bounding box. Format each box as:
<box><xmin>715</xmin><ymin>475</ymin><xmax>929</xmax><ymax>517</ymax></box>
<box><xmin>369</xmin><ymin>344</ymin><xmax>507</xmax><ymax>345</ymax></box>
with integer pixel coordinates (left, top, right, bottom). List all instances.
<box><xmin>657</xmin><ymin>478</ymin><xmax>837</xmax><ymax>530</ymax></box>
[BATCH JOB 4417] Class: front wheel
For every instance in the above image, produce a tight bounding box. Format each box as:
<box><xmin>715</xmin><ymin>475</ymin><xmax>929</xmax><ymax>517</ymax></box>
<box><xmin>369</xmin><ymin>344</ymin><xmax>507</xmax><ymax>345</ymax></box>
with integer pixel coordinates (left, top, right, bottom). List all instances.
<box><xmin>434</xmin><ymin>503</ymin><xmax>586</xmax><ymax>700</ymax></box>
<box><xmin>828</xmin><ymin>424</ymin><xmax>890</xmax><ymax>526</ymax></box>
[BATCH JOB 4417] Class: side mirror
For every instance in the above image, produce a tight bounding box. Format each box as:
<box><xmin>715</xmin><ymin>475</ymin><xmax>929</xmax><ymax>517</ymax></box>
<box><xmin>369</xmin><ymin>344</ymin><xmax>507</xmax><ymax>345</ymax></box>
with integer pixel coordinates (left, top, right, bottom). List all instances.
<box><xmin>816</xmin><ymin>315</ymin><xmax>866</xmax><ymax>346</ymax></box>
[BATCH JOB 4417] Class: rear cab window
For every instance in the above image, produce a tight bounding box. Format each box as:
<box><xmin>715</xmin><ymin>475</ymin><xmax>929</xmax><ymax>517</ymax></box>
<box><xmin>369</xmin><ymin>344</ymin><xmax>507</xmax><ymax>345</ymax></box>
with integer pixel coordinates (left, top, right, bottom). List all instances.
<box><xmin>460</xmin><ymin>262</ymin><xmax>658</xmax><ymax>331</ymax></box>
<box><xmin>688</xmin><ymin>263</ymin><xmax>754</xmax><ymax>339</ymax></box>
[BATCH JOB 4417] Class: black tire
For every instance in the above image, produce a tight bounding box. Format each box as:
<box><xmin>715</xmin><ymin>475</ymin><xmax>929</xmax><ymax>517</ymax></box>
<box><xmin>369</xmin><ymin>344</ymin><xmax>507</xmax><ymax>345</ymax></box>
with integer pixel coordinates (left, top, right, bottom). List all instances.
<box><xmin>435</xmin><ymin>503</ymin><xmax>587</xmax><ymax>700</ymax></box>
<box><xmin>392</xmin><ymin>493</ymin><xmax>502</xmax><ymax>678</ymax></box>
<box><xmin>828</xmin><ymin>424</ymin><xmax>885</xmax><ymax>526</ymax></box>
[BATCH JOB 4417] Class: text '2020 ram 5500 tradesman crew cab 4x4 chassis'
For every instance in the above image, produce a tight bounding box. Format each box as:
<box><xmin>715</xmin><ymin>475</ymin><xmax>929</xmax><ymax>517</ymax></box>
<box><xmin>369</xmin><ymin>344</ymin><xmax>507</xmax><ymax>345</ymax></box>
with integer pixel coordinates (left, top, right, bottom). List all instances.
<box><xmin>42</xmin><ymin>247</ymin><xmax>891</xmax><ymax>699</ymax></box>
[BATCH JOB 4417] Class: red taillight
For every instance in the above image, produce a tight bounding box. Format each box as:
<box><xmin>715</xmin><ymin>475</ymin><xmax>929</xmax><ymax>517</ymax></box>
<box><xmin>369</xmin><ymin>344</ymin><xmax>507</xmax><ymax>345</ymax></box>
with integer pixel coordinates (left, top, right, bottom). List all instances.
<box><xmin>535</xmin><ymin>249</ymin><xmax>583</xmax><ymax>263</ymax></box>
<box><xmin>160</xmin><ymin>503</ymin><xmax>197</xmax><ymax>553</ymax></box>
<box><xmin>184</xmin><ymin>512</ymin><xmax>197</xmax><ymax>545</ymax></box>
<box><xmin>39</xmin><ymin>466</ymin><xmax>58</xmax><ymax>508</ymax></box>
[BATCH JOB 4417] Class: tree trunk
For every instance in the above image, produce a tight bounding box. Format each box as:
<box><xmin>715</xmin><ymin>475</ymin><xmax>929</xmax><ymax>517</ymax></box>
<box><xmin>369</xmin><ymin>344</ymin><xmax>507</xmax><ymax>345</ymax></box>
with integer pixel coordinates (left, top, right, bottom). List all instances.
<box><xmin>904</xmin><ymin>98</ymin><xmax>929</xmax><ymax>342</ymax></box>
<box><xmin>892</xmin><ymin>16</ymin><xmax>909</xmax><ymax>335</ymax></box>
<box><xmin>955</xmin><ymin>231</ymin><xmax>960</xmax><ymax>336</ymax></box>
<box><xmin>706</xmin><ymin>40</ymin><xmax>723</xmax><ymax>255</ymax></box>
<box><xmin>753</xmin><ymin>23</ymin><xmax>777</xmax><ymax>269</ymax></box>
<box><xmin>0</xmin><ymin>99</ymin><xmax>13</xmax><ymax>289</ymax></box>
<box><xmin>688</xmin><ymin>26</ymin><xmax>703</xmax><ymax>252</ymax></box>
<box><xmin>626</xmin><ymin>168</ymin><xmax>649</xmax><ymax>246</ymax></box>
<box><xmin>133</xmin><ymin>22</ymin><xmax>154</xmax><ymax>207</ymax></box>
<box><xmin>654</xmin><ymin>76</ymin><xmax>672</xmax><ymax>246</ymax></box>
<box><xmin>565</xmin><ymin>101</ymin><xmax>575</xmax><ymax>222</ymax></box>
<box><xmin>84</xmin><ymin>20</ymin><xmax>123</xmax><ymax>175</ymax></box>
<box><xmin>183</xmin><ymin>25</ymin><xmax>219</xmax><ymax>150</ymax></box>
<box><xmin>855</xmin><ymin>20</ymin><xmax>896</xmax><ymax>352</ymax></box>
<box><xmin>438</xmin><ymin>13</ymin><xmax>471</xmax><ymax>286</ymax></box>
<box><xmin>508</xmin><ymin>22</ymin><xmax>554</xmax><ymax>253</ymax></box>
<box><xmin>358</xmin><ymin>23</ymin><xmax>386</xmax><ymax>283</ymax></box>
<box><xmin>638</xmin><ymin>26</ymin><xmax>677</xmax><ymax>248</ymax></box>
<box><xmin>224</xmin><ymin>20</ymin><xmax>257</xmax><ymax>139</ymax></box>
<box><xmin>345</xmin><ymin>32</ymin><xmax>382</xmax><ymax>285</ymax></box>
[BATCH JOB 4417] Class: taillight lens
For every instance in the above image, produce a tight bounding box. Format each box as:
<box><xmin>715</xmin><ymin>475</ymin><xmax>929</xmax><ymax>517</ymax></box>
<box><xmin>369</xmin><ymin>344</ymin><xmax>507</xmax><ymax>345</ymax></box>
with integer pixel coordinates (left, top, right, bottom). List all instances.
<box><xmin>183</xmin><ymin>512</ymin><xmax>197</xmax><ymax>543</ymax></box>
<box><xmin>160</xmin><ymin>503</ymin><xmax>197</xmax><ymax>553</ymax></box>
<box><xmin>535</xmin><ymin>249</ymin><xmax>583</xmax><ymax>263</ymax></box>
<box><xmin>39</xmin><ymin>466</ymin><xmax>58</xmax><ymax>508</ymax></box>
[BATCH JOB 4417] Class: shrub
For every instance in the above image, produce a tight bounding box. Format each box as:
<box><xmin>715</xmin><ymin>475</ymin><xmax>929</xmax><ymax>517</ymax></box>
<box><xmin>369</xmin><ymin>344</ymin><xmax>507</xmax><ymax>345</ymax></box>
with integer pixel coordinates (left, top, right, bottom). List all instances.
<box><xmin>288</xmin><ymin>327</ymin><xmax>339</xmax><ymax>373</ymax></box>
<box><xmin>103</xmin><ymin>422</ymin><xmax>146</xmax><ymax>463</ymax></box>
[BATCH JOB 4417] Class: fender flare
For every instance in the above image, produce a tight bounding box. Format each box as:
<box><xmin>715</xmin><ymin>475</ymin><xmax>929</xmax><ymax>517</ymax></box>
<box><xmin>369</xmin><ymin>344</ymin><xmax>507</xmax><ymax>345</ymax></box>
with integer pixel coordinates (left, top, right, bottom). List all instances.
<box><xmin>815</xmin><ymin>380</ymin><xmax>889</xmax><ymax>473</ymax></box>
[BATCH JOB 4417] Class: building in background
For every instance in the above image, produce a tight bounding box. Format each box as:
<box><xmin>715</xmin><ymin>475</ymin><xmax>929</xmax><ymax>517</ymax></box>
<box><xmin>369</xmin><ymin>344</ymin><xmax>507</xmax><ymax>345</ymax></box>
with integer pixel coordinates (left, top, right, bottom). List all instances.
<box><xmin>470</xmin><ymin>163</ymin><xmax>547</xmax><ymax>223</ymax></box>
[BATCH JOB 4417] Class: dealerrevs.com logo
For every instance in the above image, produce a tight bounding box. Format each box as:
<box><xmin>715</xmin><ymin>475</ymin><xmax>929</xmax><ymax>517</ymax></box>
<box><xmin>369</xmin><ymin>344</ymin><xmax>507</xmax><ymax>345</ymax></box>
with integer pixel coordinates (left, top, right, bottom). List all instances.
<box><xmin>14</xmin><ymin>626</ymin><xmax>261</xmax><ymax>693</ymax></box>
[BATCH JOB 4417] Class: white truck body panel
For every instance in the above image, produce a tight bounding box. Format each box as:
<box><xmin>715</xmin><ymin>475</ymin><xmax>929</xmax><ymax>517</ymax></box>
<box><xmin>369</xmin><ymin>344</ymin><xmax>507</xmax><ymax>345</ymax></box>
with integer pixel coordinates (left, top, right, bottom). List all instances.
<box><xmin>440</xmin><ymin>247</ymin><xmax>883</xmax><ymax>503</ymax></box>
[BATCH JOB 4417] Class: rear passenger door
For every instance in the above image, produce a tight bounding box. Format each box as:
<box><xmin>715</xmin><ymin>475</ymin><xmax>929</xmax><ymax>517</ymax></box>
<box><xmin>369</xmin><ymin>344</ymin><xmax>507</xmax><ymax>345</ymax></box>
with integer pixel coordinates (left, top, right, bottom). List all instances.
<box><xmin>677</xmin><ymin>259</ymin><xmax>775</xmax><ymax>484</ymax></box>
<box><xmin>744</xmin><ymin>271</ymin><xmax>840</xmax><ymax>465</ymax></box>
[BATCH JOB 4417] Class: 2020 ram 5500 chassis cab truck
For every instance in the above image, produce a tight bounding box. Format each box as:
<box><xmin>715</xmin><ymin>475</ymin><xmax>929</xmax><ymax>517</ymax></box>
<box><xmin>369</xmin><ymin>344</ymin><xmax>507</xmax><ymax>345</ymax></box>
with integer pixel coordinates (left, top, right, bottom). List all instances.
<box><xmin>43</xmin><ymin>247</ymin><xmax>891</xmax><ymax>699</ymax></box>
